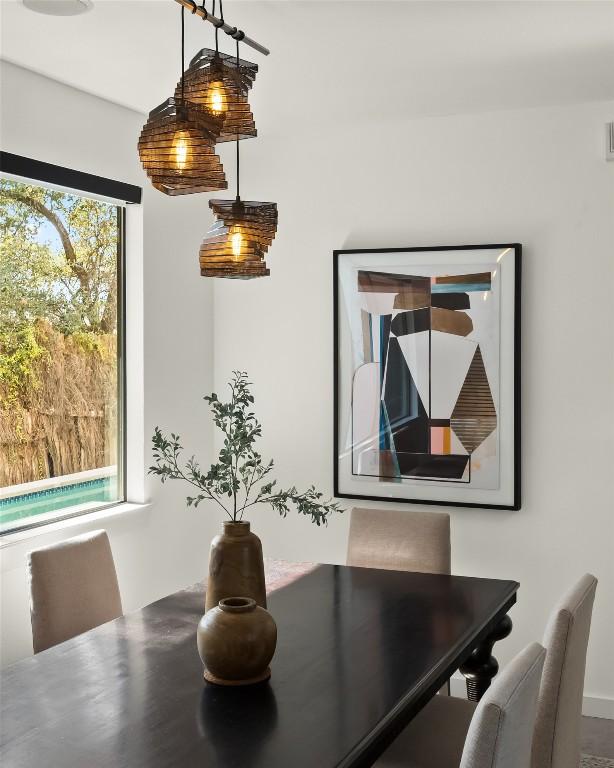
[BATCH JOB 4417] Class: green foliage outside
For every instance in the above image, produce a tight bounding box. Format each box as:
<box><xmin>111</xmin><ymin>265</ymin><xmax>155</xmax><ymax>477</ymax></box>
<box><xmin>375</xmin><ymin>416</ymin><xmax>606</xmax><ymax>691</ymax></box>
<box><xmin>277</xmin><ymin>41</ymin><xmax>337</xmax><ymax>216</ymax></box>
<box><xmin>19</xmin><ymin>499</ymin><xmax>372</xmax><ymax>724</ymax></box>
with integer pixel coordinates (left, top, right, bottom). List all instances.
<box><xmin>0</xmin><ymin>179</ymin><xmax>119</xmax><ymax>486</ymax></box>
<box><xmin>150</xmin><ymin>371</ymin><xmax>343</xmax><ymax>526</ymax></box>
<box><xmin>0</xmin><ymin>324</ymin><xmax>47</xmax><ymax>406</ymax></box>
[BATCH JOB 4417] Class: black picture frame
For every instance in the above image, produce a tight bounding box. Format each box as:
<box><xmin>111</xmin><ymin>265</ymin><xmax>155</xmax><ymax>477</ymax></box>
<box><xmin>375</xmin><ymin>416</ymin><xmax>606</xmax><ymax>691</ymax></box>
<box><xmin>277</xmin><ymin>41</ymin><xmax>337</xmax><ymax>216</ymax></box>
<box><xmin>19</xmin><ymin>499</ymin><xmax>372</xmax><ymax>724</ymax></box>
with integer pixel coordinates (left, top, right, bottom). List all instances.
<box><xmin>333</xmin><ymin>244</ymin><xmax>521</xmax><ymax>511</ymax></box>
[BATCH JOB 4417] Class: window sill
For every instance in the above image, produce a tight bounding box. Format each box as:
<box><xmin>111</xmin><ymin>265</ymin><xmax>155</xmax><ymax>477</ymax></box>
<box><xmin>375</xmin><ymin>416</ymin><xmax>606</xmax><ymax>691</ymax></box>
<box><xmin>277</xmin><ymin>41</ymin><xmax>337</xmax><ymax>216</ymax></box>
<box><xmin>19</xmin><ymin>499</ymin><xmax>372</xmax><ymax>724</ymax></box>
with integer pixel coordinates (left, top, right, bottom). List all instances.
<box><xmin>0</xmin><ymin>501</ymin><xmax>151</xmax><ymax>550</ymax></box>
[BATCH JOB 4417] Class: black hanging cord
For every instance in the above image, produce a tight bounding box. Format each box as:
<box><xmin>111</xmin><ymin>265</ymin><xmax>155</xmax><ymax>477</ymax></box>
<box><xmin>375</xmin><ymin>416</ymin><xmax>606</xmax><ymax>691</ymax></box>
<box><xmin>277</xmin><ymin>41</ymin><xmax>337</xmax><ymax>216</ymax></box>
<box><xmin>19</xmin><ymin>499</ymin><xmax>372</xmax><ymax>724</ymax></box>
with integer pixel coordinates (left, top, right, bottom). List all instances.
<box><xmin>212</xmin><ymin>0</ymin><xmax>218</xmax><ymax>51</ymax></box>
<box><xmin>235</xmin><ymin>38</ymin><xmax>240</xmax><ymax>201</ymax></box>
<box><xmin>227</xmin><ymin>27</ymin><xmax>244</xmax><ymax>41</ymax></box>
<box><xmin>236</xmin><ymin>136</ymin><xmax>240</xmax><ymax>201</ymax></box>
<box><xmin>206</xmin><ymin>0</ymin><xmax>243</xmax><ymax>42</ymax></box>
<box><xmin>180</xmin><ymin>5</ymin><xmax>185</xmax><ymax>104</ymax></box>
<box><xmin>218</xmin><ymin>0</ymin><xmax>226</xmax><ymax>42</ymax></box>
<box><xmin>224</xmin><ymin>3</ymin><xmax>243</xmax><ymax>44</ymax></box>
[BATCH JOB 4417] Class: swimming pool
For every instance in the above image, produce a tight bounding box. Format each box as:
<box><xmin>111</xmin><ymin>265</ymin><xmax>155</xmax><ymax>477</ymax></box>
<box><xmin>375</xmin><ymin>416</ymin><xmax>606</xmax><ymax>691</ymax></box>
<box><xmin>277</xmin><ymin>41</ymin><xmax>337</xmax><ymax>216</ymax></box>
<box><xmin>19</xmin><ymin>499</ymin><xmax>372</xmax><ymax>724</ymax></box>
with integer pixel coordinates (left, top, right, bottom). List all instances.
<box><xmin>0</xmin><ymin>477</ymin><xmax>116</xmax><ymax>528</ymax></box>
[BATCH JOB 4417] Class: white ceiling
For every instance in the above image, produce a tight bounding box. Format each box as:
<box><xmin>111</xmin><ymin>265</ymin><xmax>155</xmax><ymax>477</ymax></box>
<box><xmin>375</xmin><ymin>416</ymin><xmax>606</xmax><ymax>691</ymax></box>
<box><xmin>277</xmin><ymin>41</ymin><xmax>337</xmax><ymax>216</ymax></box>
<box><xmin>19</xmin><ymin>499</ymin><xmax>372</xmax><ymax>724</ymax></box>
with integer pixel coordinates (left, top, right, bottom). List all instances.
<box><xmin>1</xmin><ymin>0</ymin><xmax>613</xmax><ymax>122</ymax></box>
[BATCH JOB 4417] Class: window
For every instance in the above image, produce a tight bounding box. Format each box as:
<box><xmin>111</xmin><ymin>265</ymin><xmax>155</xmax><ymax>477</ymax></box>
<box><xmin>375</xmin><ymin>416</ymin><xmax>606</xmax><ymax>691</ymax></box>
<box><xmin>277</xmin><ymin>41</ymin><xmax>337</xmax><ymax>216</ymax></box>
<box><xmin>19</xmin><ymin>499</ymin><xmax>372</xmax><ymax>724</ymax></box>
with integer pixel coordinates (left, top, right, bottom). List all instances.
<box><xmin>0</xmin><ymin>155</ymin><xmax>138</xmax><ymax>533</ymax></box>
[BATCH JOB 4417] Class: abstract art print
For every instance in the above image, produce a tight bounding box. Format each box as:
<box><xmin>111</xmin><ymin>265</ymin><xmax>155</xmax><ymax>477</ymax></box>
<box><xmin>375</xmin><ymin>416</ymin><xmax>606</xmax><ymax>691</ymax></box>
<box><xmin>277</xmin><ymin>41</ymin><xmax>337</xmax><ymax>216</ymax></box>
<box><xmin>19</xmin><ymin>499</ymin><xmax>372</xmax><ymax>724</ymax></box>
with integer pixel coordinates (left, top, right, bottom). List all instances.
<box><xmin>334</xmin><ymin>245</ymin><xmax>521</xmax><ymax>509</ymax></box>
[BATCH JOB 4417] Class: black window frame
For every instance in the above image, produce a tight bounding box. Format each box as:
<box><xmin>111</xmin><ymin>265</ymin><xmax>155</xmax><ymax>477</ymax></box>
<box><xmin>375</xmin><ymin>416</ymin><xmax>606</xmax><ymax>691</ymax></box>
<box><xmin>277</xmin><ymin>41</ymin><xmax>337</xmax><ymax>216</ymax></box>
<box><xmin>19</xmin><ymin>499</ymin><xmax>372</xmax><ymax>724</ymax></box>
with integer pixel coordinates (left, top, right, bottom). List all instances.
<box><xmin>0</xmin><ymin>152</ymin><xmax>141</xmax><ymax>534</ymax></box>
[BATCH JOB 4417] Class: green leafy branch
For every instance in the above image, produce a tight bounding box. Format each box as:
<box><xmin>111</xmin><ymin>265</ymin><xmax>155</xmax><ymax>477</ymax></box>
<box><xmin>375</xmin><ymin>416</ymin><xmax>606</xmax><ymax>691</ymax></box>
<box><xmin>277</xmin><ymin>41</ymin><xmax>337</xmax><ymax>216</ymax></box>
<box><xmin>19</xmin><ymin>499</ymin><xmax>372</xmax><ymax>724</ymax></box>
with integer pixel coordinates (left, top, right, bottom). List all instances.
<box><xmin>149</xmin><ymin>371</ymin><xmax>343</xmax><ymax>526</ymax></box>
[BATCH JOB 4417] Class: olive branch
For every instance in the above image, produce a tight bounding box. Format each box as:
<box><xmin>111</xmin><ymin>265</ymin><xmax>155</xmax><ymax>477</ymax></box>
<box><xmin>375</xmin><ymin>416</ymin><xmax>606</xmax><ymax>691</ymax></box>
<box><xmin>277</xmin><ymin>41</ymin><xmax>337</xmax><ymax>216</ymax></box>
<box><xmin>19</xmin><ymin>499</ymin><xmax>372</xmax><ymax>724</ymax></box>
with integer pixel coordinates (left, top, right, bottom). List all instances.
<box><xmin>149</xmin><ymin>371</ymin><xmax>343</xmax><ymax>526</ymax></box>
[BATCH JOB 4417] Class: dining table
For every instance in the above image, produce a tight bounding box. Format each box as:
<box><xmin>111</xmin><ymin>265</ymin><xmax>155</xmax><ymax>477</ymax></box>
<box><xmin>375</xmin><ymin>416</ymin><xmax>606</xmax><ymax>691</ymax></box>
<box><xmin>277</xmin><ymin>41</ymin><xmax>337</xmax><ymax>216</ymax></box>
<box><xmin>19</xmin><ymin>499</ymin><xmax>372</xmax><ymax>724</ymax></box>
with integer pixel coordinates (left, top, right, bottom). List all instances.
<box><xmin>0</xmin><ymin>559</ymin><xmax>518</xmax><ymax>768</ymax></box>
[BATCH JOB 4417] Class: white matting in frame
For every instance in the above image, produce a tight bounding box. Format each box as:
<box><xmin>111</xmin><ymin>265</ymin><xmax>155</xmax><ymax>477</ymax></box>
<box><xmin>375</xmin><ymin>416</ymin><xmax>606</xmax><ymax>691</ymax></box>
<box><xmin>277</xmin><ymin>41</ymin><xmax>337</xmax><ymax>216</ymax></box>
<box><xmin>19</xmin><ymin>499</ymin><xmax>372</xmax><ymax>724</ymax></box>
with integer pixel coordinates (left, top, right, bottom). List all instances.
<box><xmin>334</xmin><ymin>244</ymin><xmax>521</xmax><ymax>510</ymax></box>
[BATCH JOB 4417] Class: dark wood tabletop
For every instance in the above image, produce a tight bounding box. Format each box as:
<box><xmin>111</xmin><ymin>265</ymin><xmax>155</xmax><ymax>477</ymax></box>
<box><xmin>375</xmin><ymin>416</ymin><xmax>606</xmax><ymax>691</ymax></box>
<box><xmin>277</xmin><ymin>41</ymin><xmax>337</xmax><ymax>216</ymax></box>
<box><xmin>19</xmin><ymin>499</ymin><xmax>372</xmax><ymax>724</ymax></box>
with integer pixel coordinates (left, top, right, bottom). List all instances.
<box><xmin>0</xmin><ymin>564</ymin><xmax>518</xmax><ymax>768</ymax></box>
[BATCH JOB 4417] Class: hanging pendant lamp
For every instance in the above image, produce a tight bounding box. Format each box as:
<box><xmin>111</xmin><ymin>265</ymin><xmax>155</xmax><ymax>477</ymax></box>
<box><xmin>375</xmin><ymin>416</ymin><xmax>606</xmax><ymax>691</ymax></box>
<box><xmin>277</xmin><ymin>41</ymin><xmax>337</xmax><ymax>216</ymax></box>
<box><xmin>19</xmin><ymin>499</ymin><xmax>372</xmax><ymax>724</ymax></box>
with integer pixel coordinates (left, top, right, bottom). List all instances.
<box><xmin>199</xmin><ymin>197</ymin><xmax>278</xmax><ymax>278</ymax></box>
<box><xmin>138</xmin><ymin>5</ymin><xmax>228</xmax><ymax>195</ymax></box>
<box><xmin>199</xmin><ymin>38</ymin><xmax>277</xmax><ymax>279</ymax></box>
<box><xmin>177</xmin><ymin>48</ymin><xmax>258</xmax><ymax>143</ymax></box>
<box><xmin>138</xmin><ymin>98</ymin><xmax>227</xmax><ymax>195</ymax></box>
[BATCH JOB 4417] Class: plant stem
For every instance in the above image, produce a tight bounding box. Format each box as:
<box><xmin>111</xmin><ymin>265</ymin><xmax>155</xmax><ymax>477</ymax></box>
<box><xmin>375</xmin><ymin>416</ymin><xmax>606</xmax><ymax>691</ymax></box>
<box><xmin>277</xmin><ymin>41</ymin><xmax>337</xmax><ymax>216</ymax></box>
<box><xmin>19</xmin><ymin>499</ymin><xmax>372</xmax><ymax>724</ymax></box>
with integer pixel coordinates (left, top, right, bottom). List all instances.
<box><xmin>239</xmin><ymin>464</ymin><xmax>256</xmax><ymax>518</ymax></box>
<box><xmin>243</xmin><ymin>494</ymin><xmax>280</xmax><ymax>511</ymax></box>
<box><xmin>229</xmin><ymin>380</ymin><xmax>238</xmax><ymax>521</ymax></box>
<box><xmin>151</xmin><ymin>371</ymin><xmax>342</xmax><ymax>529</ymax></box>
<box><xmin>167</xmin><ymin>449</ymin><xmax>232</xmax><ymax>518</ymax></box>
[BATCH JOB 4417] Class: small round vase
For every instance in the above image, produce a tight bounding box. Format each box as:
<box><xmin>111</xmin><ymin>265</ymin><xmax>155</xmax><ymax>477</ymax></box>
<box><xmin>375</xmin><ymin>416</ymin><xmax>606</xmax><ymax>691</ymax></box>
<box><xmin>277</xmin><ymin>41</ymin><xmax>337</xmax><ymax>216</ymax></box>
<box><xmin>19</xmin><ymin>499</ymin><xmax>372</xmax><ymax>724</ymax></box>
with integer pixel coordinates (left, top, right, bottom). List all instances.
<box><xmin>205</xmin><ymin>520</ymin><xmax>266</xmax><ymax>612</ymax></box>
<box><xmin>197</xmin><ymin>597</ymin><xmax>277</xmax><ymax>686</ymax></box>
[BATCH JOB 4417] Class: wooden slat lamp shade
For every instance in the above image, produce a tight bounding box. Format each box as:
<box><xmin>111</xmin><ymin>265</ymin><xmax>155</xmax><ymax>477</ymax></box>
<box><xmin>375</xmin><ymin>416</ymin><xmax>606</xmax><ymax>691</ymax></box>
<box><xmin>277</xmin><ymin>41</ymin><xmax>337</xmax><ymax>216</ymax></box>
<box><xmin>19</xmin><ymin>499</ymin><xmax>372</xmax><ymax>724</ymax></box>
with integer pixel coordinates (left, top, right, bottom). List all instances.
<box><xmin>200</xmin><ymin>198</ymin><xmax>278</xmax><ymax>278</ymax></box>
<box><xmin>137</xmin><ymin>98</ymin><xmax>227</xmax><ymax>195</ymax></box>
<box><xmin>177</xmin><ymin>49</ymin><xmax>258</xmax><ymax>143</ymax></box>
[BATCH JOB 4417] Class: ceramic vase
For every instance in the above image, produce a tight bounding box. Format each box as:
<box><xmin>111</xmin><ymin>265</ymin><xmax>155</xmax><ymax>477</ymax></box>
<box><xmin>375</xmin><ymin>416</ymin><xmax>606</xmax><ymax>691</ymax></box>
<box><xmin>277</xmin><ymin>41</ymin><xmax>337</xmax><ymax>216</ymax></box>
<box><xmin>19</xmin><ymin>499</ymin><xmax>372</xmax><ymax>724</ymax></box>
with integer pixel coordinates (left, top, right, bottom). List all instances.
<box><xmin>197</xmin><ymin>597</ymin><xmax>277</xmax><ymax>685</ymax></box>
<box><xmin>205</xmin><ymin>520</ymin><xmax>266</xmax><ymax>612</ymax></box>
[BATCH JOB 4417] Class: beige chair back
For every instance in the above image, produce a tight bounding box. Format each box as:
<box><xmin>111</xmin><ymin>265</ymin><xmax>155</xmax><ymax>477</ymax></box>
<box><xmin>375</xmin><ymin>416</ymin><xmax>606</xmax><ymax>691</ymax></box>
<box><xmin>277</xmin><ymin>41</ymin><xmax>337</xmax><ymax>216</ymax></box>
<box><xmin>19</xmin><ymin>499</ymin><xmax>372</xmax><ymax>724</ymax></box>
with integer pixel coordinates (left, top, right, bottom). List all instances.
<box><xmin>461</xmin><ymin>642</ymin><xmax>546</xmax><ymax>768</ymax></box>
<box><xmin>347</xmin><ymin>507</ymin><xmax>451</xmax><ymax>574</ymax></box>
<box><xmin>531</xmin><ymin>574</ymin><xmax>598</xmax><ymax>768</ymax></box>
<box><xmin>28</xmin><ymin>529</ymin><xmax>123</xmax><ymax>653</ymax></box>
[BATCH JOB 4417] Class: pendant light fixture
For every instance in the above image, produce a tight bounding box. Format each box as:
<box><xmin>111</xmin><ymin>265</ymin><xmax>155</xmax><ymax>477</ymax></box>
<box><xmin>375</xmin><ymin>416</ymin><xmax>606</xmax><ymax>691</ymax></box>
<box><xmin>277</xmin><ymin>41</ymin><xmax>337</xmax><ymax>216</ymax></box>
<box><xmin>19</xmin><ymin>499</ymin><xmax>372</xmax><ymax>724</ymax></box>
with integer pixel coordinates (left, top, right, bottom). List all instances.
<box><xmin>138</xmin><ymin>5</ymin><xmax>227</xmax><ymax>195</ymax></box>
<box><xmin>138</xmin><ymin>98</ymin><xmax>227</xmax><ymax>195</ymax></box>
<box><xmin>199</xmin><ymin>39</ymin><xmax>278</xmax><ymax>279</ymax></box>
<box><xmin>200</xmin><ymin>198</ymin><xmax>278</xmax><ymax>278</ymax></box>
<box><xmin>136</xmin><ymin>0</ymin><xmax>278</xmax><ymax>273</ymax></box>
<box><xmin>176</xmin><ymin>0</ymin><xmax>258</xmax><ymax>144</ymax></box>
<box><xmin>177</xmin><ymin>48</ymin><xmax>258</xmax><ymax>143</ymax></box>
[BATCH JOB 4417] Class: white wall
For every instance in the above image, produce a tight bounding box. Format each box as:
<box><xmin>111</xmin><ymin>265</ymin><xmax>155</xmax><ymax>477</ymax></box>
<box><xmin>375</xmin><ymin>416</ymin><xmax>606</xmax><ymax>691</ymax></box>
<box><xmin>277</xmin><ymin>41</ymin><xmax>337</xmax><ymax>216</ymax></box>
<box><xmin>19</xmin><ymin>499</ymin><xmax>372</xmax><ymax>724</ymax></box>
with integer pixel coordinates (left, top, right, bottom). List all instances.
<box><xmin>1</xmin><ymin>60</ymin><xmax>613</xmax><ymax>717</ymax></box>
<box><xmin>0</xmin><ymin>61</ymin><xmax>219</xmax><ymax>666</ymax></box>
<box><xmin>212</xmin><ymin>100</ymin><xmax>614</xmax><ymax>715</ymax></box>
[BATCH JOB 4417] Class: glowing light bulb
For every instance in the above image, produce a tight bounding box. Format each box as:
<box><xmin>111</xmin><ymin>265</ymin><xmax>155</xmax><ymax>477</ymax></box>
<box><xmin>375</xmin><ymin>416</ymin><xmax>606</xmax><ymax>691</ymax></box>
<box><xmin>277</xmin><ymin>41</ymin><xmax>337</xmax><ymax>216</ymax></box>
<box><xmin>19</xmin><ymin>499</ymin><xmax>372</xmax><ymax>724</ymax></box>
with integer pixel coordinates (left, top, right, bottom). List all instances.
<box><xmin>208</xmin><ymin>81</ymin><xmax>227</xmax><ymax>114</ymax></box>
<box><xmin>172</xmin><ymin>131</ymin><xmax>190</xmax><ymax>170</ymax></box>
<box><xmin>211</xmin><ymin>89</ymin><xmax>224</xmax><ymax>113</ymax></box>
<box><xmin>231</xmin><ymin>229</ymin><xmax>243</xmax><ymax>260</ymax></box>
<box><xmin>175</xmin><ymin>140</ymin><xmax>188</xmax><ymax>167</ymax></box>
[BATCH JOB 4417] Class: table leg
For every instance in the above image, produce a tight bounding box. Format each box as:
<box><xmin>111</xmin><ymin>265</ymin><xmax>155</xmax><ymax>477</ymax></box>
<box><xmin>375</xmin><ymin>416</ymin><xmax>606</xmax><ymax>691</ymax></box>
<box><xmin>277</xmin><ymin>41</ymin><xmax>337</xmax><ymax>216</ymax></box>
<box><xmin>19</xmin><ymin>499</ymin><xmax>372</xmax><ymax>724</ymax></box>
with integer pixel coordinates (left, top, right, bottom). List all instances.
<box><xmin>459</xmin><ymin>614</ymin><xmax>513</xmax><ymax>702</ymax></box>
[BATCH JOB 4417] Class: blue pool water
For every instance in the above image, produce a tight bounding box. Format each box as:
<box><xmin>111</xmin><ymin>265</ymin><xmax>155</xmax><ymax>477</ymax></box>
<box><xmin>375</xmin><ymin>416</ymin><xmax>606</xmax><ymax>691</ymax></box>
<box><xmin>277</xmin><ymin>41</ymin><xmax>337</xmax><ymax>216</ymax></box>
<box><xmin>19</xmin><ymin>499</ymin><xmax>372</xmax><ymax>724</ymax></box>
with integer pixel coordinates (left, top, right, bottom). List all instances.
<box><xmin>0</xmin><ymin>477</ymin><xmax>115</xmax><ymax>527</ymax></box>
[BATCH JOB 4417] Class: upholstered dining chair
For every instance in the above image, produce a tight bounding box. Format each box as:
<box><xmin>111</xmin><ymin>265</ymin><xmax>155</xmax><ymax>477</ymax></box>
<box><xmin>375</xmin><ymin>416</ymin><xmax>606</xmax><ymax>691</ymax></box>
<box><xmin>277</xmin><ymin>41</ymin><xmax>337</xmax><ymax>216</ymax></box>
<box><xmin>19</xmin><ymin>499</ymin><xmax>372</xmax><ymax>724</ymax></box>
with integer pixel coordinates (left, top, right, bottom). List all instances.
<box><xmin>374</xmin><ymin>573</ymin><xmax>597</xmax><ymax>768</ymax></box>
<box><xmin>376</xmin><ymin>642</ymin><xmax>546</xmax><ymax>768</ymax></box>
<box><xmin>28</xmin><ymin>529</ymin><xmax>123</xmax><ymax>653</ymax></box>
<box><xmin>531</xmin><ymin>573</ymin><xmax>597</xmax><ymax>768</ymax></box>
<box><xmin>346</xmin><ymin>507</ymin><xmax>451</xmax><ymax>575</ymax></box>
<box><xmin>347</xmin><ymin>506</ymin><xmax>452</xmax><ymax>694</ymax></box>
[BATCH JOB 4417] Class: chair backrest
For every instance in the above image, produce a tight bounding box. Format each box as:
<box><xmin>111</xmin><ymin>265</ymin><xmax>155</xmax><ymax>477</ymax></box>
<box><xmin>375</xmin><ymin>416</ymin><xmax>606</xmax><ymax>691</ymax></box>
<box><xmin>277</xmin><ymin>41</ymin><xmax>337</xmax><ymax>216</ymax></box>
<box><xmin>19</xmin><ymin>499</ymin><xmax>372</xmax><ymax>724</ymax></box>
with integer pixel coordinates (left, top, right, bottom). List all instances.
<box><xmin>347</xmin><ymin>507</ymin><xmax>451</xmax><ymax>574</ymax></box>
<box><xmin>461</xmin><ymin>642</ymin><xmax>546</xmax><ymax>768</ymax></box>
<box><xmin>28</xmin><ymin>529</ymin><xmax>123</xmax><ymax>653</ymax></box>
<box><xmin>531</xmin><ymin>574</ymin><xmax>598</xmax><ymax>768</ymax></box>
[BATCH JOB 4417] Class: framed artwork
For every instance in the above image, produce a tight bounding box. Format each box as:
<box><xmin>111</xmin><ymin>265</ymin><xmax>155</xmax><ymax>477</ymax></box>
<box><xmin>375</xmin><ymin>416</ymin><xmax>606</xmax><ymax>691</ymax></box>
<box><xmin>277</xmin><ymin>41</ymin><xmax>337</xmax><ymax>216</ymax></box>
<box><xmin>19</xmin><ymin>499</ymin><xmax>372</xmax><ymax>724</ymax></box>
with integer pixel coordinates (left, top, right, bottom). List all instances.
<box><xmin>334</xmin><ymin>244</ymin><xmax>521</xmax><ymax>510</ymax></box>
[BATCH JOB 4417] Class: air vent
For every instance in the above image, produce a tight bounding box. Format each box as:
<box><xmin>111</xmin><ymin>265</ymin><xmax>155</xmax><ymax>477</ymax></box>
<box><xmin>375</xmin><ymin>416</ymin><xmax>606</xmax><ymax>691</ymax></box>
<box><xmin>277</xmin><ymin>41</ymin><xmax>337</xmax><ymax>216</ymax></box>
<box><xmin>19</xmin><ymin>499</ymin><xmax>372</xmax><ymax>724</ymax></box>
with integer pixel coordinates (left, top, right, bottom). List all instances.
<box><xmin>607</xmin><ymin>123</ymin><xmax>614</xmax><ymax>162</ymax></box>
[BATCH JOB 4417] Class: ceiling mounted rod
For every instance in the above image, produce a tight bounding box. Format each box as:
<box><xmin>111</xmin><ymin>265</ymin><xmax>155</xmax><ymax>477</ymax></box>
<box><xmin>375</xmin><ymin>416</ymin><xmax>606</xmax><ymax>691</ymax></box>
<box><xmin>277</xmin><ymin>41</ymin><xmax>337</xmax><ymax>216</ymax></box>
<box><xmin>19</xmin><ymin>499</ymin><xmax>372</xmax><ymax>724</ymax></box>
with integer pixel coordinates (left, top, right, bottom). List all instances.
<box><xmin>174</xmin><ymin>0</ymin><xmax>270</xmax><ymax>57</ymax></box>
